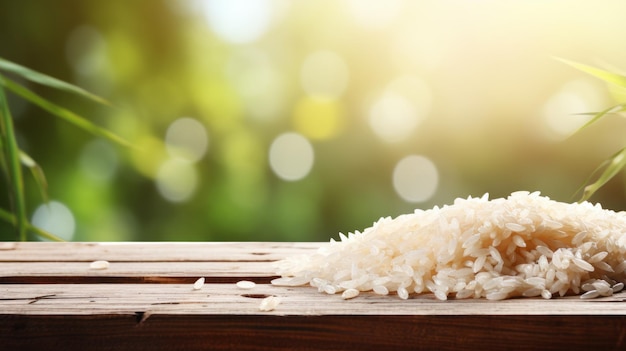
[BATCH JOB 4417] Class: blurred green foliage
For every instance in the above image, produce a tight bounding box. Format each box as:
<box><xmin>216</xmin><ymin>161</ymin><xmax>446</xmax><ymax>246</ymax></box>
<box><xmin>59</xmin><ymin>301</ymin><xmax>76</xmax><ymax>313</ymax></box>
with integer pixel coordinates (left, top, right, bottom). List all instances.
<box><xmin>1</xmin><ymin>0</ymin><xmax>626</xmax><ymax>242</ymax></box>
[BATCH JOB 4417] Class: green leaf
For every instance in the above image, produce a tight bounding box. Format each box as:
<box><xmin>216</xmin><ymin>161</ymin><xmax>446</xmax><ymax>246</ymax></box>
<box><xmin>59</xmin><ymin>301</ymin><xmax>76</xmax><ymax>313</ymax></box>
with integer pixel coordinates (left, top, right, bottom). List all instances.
<box><xmin>577</xmin><ymin>146</ymin><xmax>626</xmax><ymax>202</ymax></box>
<box><xmin>555</xmin><ymin>57</ymin><xmax>626</xmax><ymax>88</ymax></box>
<box><xmin>0</xmin><ymin>74</ymin><xmax>132</xmax><ymax>148</ymax></box>
<box><xmin>0</xmin><ymin>56</ymin><xmax>109</xmax><ymax>105</ymax></box>
<box><xmin>0</xmin><ymin>82</ymin><xmax>27</xmax><ymax>241</ymax></box>
<box><xmin>0</xmin><ymin>207</ymin><xmax>64</xmax><ymax>242</ymax></box>
<box><xmin>571</xmin><ymin>103</ymin><xmax>626</xmax><ymax>135</ymax></box>
<box><xmin>20</xmin><ymin>150</ymin><xmax>48</xmax><ymax>203</ymax></box>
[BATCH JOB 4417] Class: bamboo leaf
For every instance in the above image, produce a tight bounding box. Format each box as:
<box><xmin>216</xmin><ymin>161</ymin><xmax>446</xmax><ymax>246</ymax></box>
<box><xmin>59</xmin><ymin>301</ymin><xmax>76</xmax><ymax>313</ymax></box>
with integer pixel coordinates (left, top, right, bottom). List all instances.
<box><xmin>0</xmin><ymin>82</ymin><xmax>27</xmax><ymax>241</ymax></box>
<box><xmin>571</xmin><ymin>103</ymin><xmax>626</xmax><ymax>135</ymax></box>
<box><xmin>0</xmin><ymin>206</ymin><xmax>16</xmax><ymax>226</ymax></box>
<box><xmin>578</xmin><ymin>147</ymin><xmax>626</xmax><ymax>202</ymax></box>
<box><xmin>0</xmin><ymin>74</ymin><xmax>132</xmax><ymax>148</ymax></box>
<box><xmin>20</xmin><ymin>150</ymin><xmax>48</xmax><ymax>203</ymax></box>
<box><xmin>555</xmin><ymin>57</ymin><xmax>626</xmax><ymax>88</ymax></box>
<box><xmin>0</xmin><ymin>126</ymin><xmax>6</xmax><ymax>174</ymax></box>
<box><xmin>0</xmin><ymin>56</ymin><xmax>109</xmax><ymax>105</ymax></box>
<box><xmin>0</xmin><ymin>207</ymin><xmax>64</xmax><ymax>242</ymax></box>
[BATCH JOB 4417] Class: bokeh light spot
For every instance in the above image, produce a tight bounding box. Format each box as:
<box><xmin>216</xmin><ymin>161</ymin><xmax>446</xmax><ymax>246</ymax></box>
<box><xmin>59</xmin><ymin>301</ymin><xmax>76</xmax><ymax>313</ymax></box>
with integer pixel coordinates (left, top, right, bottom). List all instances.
<box><xmin>200</xmin><ymin>0</ymin><xmax>273</xmax><ymax>44</ymax></box>
<box><xmin>393</xmin><ymin>155</ymin><xmax>439</xmax><ymax>203</ymax></box>
<box><xmin>165</xmin><ymin>117</ymin><xmax>209</xmax><ymax>162</ymax></box>
<box><xmin>156</xmin><ymin>158</ymin><xmax>198</xmax><ymax>203</ymax></box>
<box><xmin>369</xmin><ymin>91</ymin><xmax>421</xmax><ymax>143</ymax></box>
<box><xmin>226</xmin><ymin>49</ymin><xmax>286</xmax><ymax>122</ymax></box>
<box><xmin>293</xmin><ymin>96</ymin><xmax>344</xmax><ymax>140</ymax></box>
<box><xmin>32</xmin><ymin>201</ymin><xmax>76</xmax><ymax>241</ymax></box>
<box><xmin>542</xmin><ymin>79</ymin><xmax>605</xmax><ymax>141</ymax></box>
<box><xmin>344</xmin><ymin>0</ymin><xmax>403</xmax><ymax>29</ymax></box>
<box><xmin>269</xmin><ymin>132</ymin><xmax>314</xmax><ymax>181</ymax></box>
<box><xmin>79</xmin><ymin>139</ymin><xmax>119</xmax><ymax>182</ymax></box>
<box><xmin>300</xmin><ymin>50</ymin><xmax>349</xmax><ymax>99</ymax></box>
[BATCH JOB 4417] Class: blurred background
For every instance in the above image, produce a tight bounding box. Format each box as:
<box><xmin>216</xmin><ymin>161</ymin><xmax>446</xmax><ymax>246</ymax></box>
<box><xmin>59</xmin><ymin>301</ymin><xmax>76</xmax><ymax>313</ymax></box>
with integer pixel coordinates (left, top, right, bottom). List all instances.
<box><xmin>1</xmin><ymin>0</ymin><xmax>626</xmax><ymax>241</ymax></box>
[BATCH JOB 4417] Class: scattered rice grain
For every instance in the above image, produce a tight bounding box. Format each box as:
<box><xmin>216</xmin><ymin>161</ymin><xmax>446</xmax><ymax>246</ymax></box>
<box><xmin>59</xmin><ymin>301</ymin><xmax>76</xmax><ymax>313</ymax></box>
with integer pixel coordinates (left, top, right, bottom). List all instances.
<box><xmin>323</xmin><ymin>284</ymin><xmax>337</xmax><ymax>295</ymax></box>
<box><xmin>89</xmin><ymin>260</ymin><xmax>110</xmax><ymax>270</ymax></box>
<box><xmin>373</xmin><ymin>285</ymin><xmax>389</xmax><ymax>295</ymax></box>
<box><xmin>580</xmin><ymin>290</ymin><xmax>600</xmax><ymax>299</ymax></box>
<box><xmin>193</xmin><ymin>277</ymin><xmax>205</xmax><ymax>290</ymax></box>
<box><xmin>342</xmin><ymin>288</ymin><xmax>360</xmax><ymax>299</ymax></box>
<box><xmin>236</xmin><ymin>280</ymin><xmax>256</xmax><ymax>290</ymax></box>
<box><xmin>397</xmin><ymin>286</ymin><xmax>409</xmax><ymax>300</ymax></box>
<box><xmin>259</xmin><ymin>296</ymin><xmax>281</xmax><ymax>311</ymax></box>
<box><xmin>456</xmin><ymin>289</ymin><xmax>474</xmax><ymax>299</ymax></box>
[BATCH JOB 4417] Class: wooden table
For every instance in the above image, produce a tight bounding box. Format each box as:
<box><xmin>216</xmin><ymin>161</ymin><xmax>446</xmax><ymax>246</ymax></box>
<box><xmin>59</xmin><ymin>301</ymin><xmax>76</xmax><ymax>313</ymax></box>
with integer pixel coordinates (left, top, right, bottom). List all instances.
<box><xmin>1</xmin><ymin>242</ymin><xmax>625</xmax><ymax>350</ymax></box>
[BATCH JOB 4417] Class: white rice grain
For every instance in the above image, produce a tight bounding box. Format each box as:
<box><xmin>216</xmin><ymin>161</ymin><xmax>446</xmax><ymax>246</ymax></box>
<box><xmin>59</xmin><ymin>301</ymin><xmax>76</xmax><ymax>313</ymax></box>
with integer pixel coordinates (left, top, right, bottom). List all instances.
<box><xmin>193</xmin><ymin>277</ymin><xmax>205</xmax><ymax>290</ymax></box>
<box><xmin>373</xmin><ymin>285</ymin><xmax>389</xmax><ymax>295</ymax></box>
<box><xmin>259</xmin><ymin>296</ymin><xmax>281</xmax><ymax>311</ymax></box>
<box><xmin>236</xmin><ymin>280</ymin><xmax>256</xmax><ymax>290</ymax></box>
<box><xmin>89</xmin><ymin>260</ymin><xmax>110</xmax><ymax>270</ymax></box>
<box><xmin>614</xmin><ymin>261</ymin><xmax>626</xmax><ymax>274</ymax></box>
<box><xmin>506</xmin><ymin>223</ymin><xmax>526</xmax><ymax>232</ymax></box>
<box><xmin>512</xmin><ymin>235</ymin><xmax>526</xmax><ymax>248</ymax></box>
<box><xmin>587</xmin><ymin>251</ymin><xmax>609</xmax><ymax>263</ymax></box>
<box><xmin>592</xmin><ymin>281</ymin><xmax>612</xmax><ymax>295</ymax></box>
<box><xmin>522</xmin><ymin>288</ymin><xmax>543</xmax><ymax>297</ymax></box>
<box><xmin>433</xmin><ymin>289</ymin><xmax>448</xmax><ymax>301</ymax></box>
<box><xmin>456</xmin><ymin>289</ymin><xmax>474</xmax><ymax>299</ymax></box>
<box><xmin>595</xmin><ymin>261</ymin><xmax>615</xmax><ymax>272</ymax></box>
<box><xmin>397</xmin><ymin>286</ymin><xmax>409</xmax><ymax>300</ymax></box>
<box><xmin>535</xmin><ymin>246</ymin><xmax>553</xmax><ymax>258</ymax></box>
<box><xmin>323</xmin><ymin>284</ymin><xmax>337</xmax><ymax>295</ymax></box>
<box><xmin>580</xmin><ymin>290</ymin><xmax>600</xmax><ymax>299</ymax></box>
<box><xmin>342</xmin><ymin>288</ymin><xmax>360</xmax><ymax>299</ymax></box>
<box><xmin>572</xmin><ymin>258</ymin><xmax>594</xmax><ymax>272</ymax></box>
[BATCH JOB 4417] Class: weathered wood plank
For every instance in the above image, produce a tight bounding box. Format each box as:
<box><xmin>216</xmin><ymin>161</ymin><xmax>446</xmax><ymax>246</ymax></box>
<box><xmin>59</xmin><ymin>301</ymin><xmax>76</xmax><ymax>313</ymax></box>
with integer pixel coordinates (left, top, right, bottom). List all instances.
<box><xmin>0</xmin><ymin>261</ymin><xmax>277</xmax><ymax>284</ymax></box>
<box><xmin>0</xmin><ymin>242</ymin><xmax>320</xmax><ymax>262</ymax></box>
<box><xmin>1</xmin><ymin>284</ymin><xmax>625</xmax><ymax>315</ymax></box>
<box><xmin>2</xmin><ymin>314</ymin><xmax>623</xmax><ymax>351</ymax></box>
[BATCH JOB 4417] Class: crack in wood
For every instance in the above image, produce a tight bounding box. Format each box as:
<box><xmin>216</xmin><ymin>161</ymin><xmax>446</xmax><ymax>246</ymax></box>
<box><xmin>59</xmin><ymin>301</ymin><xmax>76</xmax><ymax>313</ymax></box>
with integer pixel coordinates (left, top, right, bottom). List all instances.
<box><xmin>0</xmin><ymin>276</ymin><xmax>281</xmax><ymax>284</ymax></box>
<box><xmin>241</xmin><ymin>294</ymin><xmax>273</xmax><ymax>299</ymax></box>
<box><xmin>0</xmin><ymin>294</ymin><xmax>57</xmax><ymax>304</ymax></box>
<box><xmin>134</xmin><ymin>311</ymin><xmax>150</xmax><ymax>325</ymax></box>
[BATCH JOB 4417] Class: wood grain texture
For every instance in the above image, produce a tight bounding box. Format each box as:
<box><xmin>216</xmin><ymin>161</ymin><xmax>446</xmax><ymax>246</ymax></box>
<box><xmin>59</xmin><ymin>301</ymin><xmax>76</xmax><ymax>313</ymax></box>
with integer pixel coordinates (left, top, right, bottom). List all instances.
<box><xmin>1</xmin><ymin>242</ymin><xmax>626</xmax><ymax>350</ymax></box>
<box><xmin>3</xmin><ymin>314</ymin><xmax>626</xmax><ymax>351</ymax></box>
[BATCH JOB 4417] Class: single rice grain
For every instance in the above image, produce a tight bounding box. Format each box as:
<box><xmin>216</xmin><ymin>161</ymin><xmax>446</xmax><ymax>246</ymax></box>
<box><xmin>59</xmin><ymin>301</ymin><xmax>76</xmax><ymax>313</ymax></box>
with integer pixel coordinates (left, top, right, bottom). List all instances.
<box><xmin>342</xmin><ymin>288</ymin><xmax>360</xmax><ymax>299</ymax></box>
<box><xmin>89</xmin><ymin>260</ymin><xmax>110</xmax><ymax>270</ymax></box>
<box><xmin>259</xmin><ymin>296</ymin><xmax>281</xmax><ymax>311</ymax></box>
<box><xmin>193</xmin><ymin>277</ymin><xmax>205</xmax><ymax>290</ymax></box>
<box><xmin>236</xmin><ymin>280</ymin><xmax>256</xmax><ymax>290</ymax></box>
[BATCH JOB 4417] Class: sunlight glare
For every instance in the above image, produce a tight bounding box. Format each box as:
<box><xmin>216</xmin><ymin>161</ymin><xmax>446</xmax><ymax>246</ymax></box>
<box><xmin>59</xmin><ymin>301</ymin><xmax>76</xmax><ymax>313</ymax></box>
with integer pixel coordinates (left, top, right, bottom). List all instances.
<box><xmin>200</xmin><ymin>0</ymin><xmax>274</xmax><ymax>44</ymax></box>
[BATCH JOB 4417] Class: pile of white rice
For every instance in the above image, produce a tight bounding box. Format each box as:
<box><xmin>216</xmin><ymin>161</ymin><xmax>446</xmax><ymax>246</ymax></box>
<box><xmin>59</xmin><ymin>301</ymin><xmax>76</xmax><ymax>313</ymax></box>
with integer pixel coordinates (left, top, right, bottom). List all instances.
<box><xmin>272</xmin><ymin>191</ymin><xmax>626</xmax><ymax>300</ymax></box>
